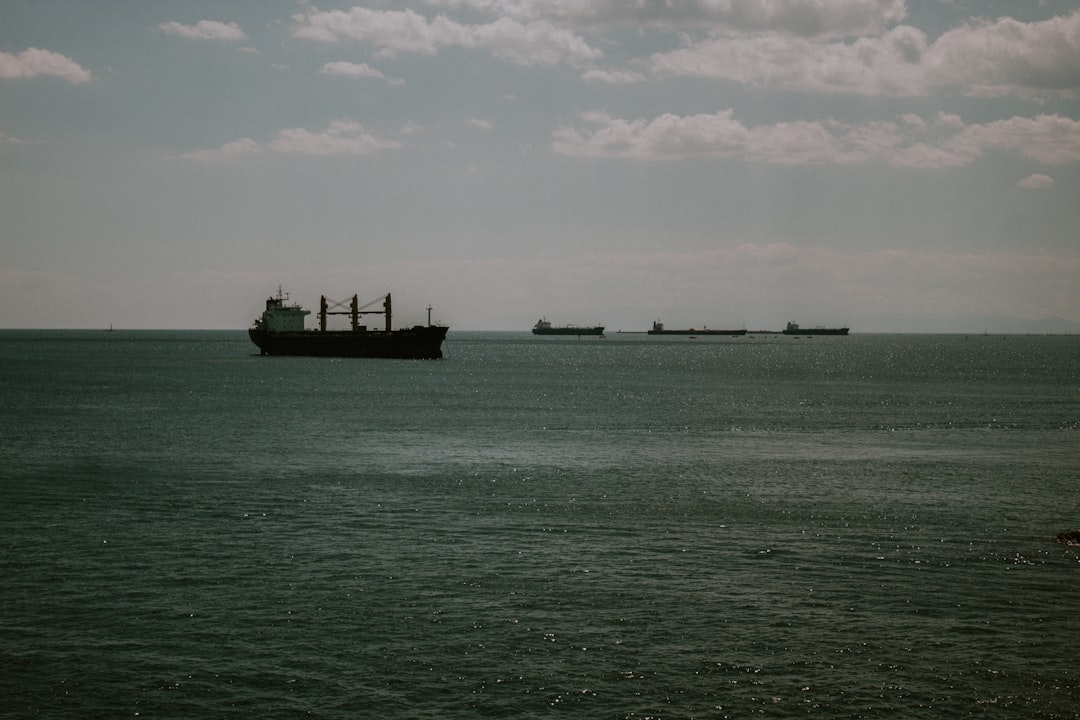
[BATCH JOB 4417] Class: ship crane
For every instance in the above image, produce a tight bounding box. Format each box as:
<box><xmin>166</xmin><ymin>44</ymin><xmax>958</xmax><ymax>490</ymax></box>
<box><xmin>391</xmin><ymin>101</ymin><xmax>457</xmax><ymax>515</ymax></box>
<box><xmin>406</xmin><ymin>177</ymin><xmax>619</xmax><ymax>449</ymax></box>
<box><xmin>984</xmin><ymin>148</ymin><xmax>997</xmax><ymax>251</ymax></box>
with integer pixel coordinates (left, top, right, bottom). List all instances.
<box><xmin>318</xmin><ymin>293</ymin><xmax>393</xmax><ymax>333</ymax></box>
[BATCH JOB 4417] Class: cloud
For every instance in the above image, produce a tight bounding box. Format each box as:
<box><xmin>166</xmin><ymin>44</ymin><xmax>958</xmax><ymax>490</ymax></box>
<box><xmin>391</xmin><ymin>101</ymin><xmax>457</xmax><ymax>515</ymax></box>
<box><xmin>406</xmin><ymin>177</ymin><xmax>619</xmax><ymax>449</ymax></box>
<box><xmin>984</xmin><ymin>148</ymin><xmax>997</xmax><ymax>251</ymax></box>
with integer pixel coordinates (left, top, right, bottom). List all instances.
<box><xmin>319</xmin><ymin>61</ymin><xmax>404</xmax><ymax>85</ymax></box>
<box><xmin>552</xmin><ymin>109</ymin><xmax>1080</xmax><ymax>168</ymax></box>
<box><xmin>650</xmin><ymin>25</ymin><xmax>930</xmax><ymax>96</ymax></box>
<box><xmin>319</xmin><ymin>61</ymin><xmax>383</xmax><ymax>78</ymax></box>
<box><xmin>291</xmin><ymin>4</ymin><xmax>1078</xmax><ymax>98</ymax></box>
<box><xmin>424</xmin><ymin>0</ymin><xmax>907</xmax><ymax>38</ymax></box>
<box><xmin>582</xmin><ymin>68</ymin><xmax>646</xmax><ymax>85</ymax></box>
<box><xmin>178</xmin><ymin>138</ymin><xmax>261</xmax><ymax>162</ymax></box>
<box><xmin>1018</xmin><ymin>173</ymin><xmax>1054</xmax><ymax>189</ymax></box>
<box><xmin>646</xmin><ymin>7</ymin><xmax>1080</xmax><ymax>99</ymax></box>
<box><xmin>553</xmin><ymin>109</ymin><xmax>751</xmax><ymax>160</ymax></box>
<box><xmin>292</xmin><ymin>7</ymin><xmax>601</xmax><ymax>66</ymax></box>
<box><xmin>928</xmin><ymin>10</ymin><xmax>1080</xmax><ymax>98</ymax></box>
<box><xmin>464</xmin><ymin>118</ymin><xmax>494</xmax><ymax>130</ymax></box>
<box><xmin>949</xmin><ymin>114</ymin><xmax>1080</xmax><ymax>165</ymax></box>
<box><xmin>180</xmin><ymin>120</ymin><xmax>400</xmax><ymax>161</ymax></box>
<box><xmin>474</xmin><ymin>17</ymin><xmax>602</xmax><ymax>65</ymax></box>
<box><xmin>268</xmin><ymin>119</ymin><xmax>401</xmax><ymax>155</ymax></box>
<box><xmin>158</xmin><ymin>20</ymin><xmax>247</xmax><ymax>41</ymax></box>
<box><xmin>0</xmin><ymin>48</ymin><xmax>92</xmax><ymax>84</ymax></box>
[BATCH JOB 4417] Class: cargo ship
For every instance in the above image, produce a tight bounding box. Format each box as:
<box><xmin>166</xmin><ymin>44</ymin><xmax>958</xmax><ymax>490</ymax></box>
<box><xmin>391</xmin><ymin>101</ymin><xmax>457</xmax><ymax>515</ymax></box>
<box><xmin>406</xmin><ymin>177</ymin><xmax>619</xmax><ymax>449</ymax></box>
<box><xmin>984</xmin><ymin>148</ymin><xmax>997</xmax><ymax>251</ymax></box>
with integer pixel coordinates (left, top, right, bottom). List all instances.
<box><xmin>249</xmin><ymin>288</ymin><xmax>448</xmax><ymax>359</ymax></box>
<box><xmin>647</xmin><ymin>321</ymin><xmax>746</xmax><ymax>336</ymax></box>
<box><xmin>532</xmin><ymin>318</ymin><xmax>605</xmax><ymax>336</ymax></box>
<box><xmin>782</xmin><ymin>322</ymin><xmax>849</xmax><ymax>336</ymax></box>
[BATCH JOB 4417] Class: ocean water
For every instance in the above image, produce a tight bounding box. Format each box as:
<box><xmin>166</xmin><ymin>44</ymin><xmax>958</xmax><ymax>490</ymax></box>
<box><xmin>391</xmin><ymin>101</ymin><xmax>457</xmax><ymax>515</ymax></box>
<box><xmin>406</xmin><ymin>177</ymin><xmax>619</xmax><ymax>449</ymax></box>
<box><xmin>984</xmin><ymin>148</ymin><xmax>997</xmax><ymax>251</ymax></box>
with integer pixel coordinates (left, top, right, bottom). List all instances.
<box><xmin>1</xmin><ymin>330</ymin><xmax>1078</xmax><ymax>719</ymax></box>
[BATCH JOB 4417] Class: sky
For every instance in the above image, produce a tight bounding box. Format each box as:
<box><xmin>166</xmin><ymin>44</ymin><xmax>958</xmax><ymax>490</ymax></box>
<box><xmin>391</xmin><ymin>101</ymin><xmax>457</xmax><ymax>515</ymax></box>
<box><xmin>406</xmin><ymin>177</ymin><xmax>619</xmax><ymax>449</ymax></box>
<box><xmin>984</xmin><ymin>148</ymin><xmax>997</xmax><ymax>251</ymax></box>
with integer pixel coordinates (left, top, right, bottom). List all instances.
<box><xmin>2</xmin><ymin>0</ymin><xmax>1079</xmax><ymax>332</ymax></box>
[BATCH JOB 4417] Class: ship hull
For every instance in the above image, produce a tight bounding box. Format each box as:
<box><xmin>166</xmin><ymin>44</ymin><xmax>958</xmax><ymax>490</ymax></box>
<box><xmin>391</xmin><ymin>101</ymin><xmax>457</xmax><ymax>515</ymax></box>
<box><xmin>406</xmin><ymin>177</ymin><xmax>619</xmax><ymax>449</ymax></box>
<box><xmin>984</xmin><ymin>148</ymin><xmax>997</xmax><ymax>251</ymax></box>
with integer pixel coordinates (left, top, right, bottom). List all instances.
<box><xmin>782</xmin><ymin>328</ymin><xmax>849</xmax><ymax>335</ymax></box>
<box><xmin>648</xmin><ymin>329</ymin><xmax>746</xmax><ymax>336</ymax></box>
<box><xmin>249</xmin><ymin>326</ymin><xmax>448</xmax><ymax>359</ymax></box>
<box><xmin>533</xmin><ymin>327</ymin><xmax>605</xmax><ymax>336</ymax></box>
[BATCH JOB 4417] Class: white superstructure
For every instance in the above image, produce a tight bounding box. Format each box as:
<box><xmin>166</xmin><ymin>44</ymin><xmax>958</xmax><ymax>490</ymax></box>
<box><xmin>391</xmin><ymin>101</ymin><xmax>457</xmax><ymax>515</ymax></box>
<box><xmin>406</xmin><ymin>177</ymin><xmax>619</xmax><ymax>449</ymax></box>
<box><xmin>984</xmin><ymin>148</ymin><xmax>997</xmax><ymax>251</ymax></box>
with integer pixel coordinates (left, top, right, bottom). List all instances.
<box><xmin>255</xmin><ymin>287</ymin><xmax>310</xmax><ymax>333</ymax></box>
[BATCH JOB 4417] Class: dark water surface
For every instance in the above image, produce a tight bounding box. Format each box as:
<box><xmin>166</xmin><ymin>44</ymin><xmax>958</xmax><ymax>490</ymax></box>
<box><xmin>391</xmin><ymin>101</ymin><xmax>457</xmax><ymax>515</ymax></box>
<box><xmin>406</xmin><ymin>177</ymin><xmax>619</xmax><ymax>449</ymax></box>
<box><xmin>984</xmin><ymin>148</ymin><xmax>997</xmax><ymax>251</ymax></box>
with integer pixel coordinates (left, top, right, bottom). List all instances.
<box><xmin>2</xmin><ymin>330</ymin><xmax>1078</xmax><ymax>718</ymax></box>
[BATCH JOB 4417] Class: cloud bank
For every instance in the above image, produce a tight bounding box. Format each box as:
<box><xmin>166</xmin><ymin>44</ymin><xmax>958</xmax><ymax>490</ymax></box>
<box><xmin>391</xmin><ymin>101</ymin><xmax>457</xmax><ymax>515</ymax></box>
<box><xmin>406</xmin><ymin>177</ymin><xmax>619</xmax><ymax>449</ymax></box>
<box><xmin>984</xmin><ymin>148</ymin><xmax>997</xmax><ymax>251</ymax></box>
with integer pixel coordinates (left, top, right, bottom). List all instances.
<box><xmin>553</xmin><ymin>110</ymin><xmax>1080</xmax><ymax>168</ymax></box>
<box><xmin>291</xmin><ymin>7</ymin><xmax>602</xmax><ymax>66</ymax></box>
<box><xmin>180</xmin><ymin>120</ymin><xmax>400</xmax><ymax>161</ymax></box>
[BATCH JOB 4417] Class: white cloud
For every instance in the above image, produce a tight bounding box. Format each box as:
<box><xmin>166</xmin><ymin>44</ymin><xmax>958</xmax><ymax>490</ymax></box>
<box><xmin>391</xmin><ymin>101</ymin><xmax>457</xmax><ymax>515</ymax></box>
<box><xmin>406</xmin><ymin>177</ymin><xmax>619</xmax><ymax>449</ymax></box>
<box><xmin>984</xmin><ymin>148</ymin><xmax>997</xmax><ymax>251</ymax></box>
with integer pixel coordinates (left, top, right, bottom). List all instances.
<box><xmin>552</xmin><ymin>106</ymin><xmax>1080</xmax><ymax>167</ymax></box>
<box><xmin>292</xmin><ymin>7</ymin><xmax>601</xmax><ymax>66</ymax></box>
<box><xmin>552</xmin><ymin>110</ymin><xmax>749</xmax><ymax>159</ymax></box>
<box><xmin>464</xmin><ymin>118</ymin><xmax>494</xmax><ymax>130</ymax></box>
<box><xmin>650</xmin><ymin>25</ymin><xmax>930</xmax><ymax>96</ymax></box>
<box><xmin>319</xmin><ymin>61</ymin><xmax>404</xmax><ymax>85</ymax></box>
<box><xmin>290</xmin><ymin>4</ymin><xmax>1079</xmax><ymax>98</ymax></box>
<box><xmin>475</xmin><ymin>17</ymin><xmax>601</xmax><ymax>65</ymax></box>
<box><xmin>292</xmin><ymin>7</ymin><xmax>436</xmax><ymax>49</ymax></box>
<box><xmin>928</xmin><ymin>10</ymin><xmax>1080</xmax><ymax>98</ymax></box>
<box><xmin>884</xmin><ymin>141</ymin><xmax>973</xmax><ymax>169</ymax></box>
<box><xmin>949</xmin><ymin>114</ymin><xmax>1080</xmax><ymax>165</ymax></box>
<box><xmin>320</xmin><ymin>61</ymin><xmax>383</xmax><ymax>78</ymax></box>
<box><xmin>900</xmin><ymin>113</ymin><xmax>927</xmax><ymax>131</ymax></box>
<box><xmin>1018</xmin><ymin>173</ymin><xmax>1054</xmax><ymax>189</ymax></box>
<box><xmin>423</xmin><ymin>0</ymin><xmax>907</xmax><ymax>38</ymax></box>
<box><xmin>582</xmin><ymin>68</ymin><xmax>646</xmax><ymax>84</ymax></box>
<box><xmin>646</xmin><ymin>8</ymin><xmax>1080</xmax><ymax>99</ymax></box>
<box><xmin>268</xmin><ymin>119</ymin><xmax>401</xmax><ymax>155</ymax></box>
<box><xmin>934</xmin><ymin>112</ymin><xmax>965</xmax><ymax>130</ymax></box>
<box><xmin>158</xmin><ymin>20</ymin><xmax>247</xmax><ymax>41</ymax></box>
<box><xmin>180</xmin><ymin>121</ymin><xmax>400</xmax><ymax>160</ymax></box>
<box><xmin>0</xmin><ymin>48</ymin><xmax>92</xmax><ymax>84</ymax></box>
<box><xmin>178</xmin><ymin>138</ymin><xmax>262</xmax><ymax>162</ymax></box>
<box><xmin>553</xmin><ymin>109</ymin><xmax>1080</xmax><ymax>168</ymax></box>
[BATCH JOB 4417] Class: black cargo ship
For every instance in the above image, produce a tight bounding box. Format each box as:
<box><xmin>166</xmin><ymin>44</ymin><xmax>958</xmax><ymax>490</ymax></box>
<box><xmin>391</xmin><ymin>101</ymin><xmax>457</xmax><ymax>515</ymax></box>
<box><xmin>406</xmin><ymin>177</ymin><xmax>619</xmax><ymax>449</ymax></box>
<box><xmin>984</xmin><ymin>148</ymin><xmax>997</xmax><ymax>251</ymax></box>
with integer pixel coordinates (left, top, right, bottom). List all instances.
<box><xmin>249</xmin><ymin>288</ymin><xmax>447</xmax><ymax>359</ymax></box>
<box><xmin>781</xmin><ymin>322</ymin><xmax>849</xmax><ymax>336</ymax></box>
<box><xmin>532</xmin><ymin>318</ymin><xmax>605</xmax><ymax>336</ymax></box>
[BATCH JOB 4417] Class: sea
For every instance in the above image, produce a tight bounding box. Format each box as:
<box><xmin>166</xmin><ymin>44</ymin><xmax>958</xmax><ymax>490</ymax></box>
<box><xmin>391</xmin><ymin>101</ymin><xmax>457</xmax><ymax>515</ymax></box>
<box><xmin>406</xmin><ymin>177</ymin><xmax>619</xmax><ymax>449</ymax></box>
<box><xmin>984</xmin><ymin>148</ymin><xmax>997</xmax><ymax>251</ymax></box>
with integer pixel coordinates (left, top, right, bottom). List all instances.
<box><xmin>1</xmin><ymin>329</ymin><xmax>1078</xmax><ymax>719</ymax></box>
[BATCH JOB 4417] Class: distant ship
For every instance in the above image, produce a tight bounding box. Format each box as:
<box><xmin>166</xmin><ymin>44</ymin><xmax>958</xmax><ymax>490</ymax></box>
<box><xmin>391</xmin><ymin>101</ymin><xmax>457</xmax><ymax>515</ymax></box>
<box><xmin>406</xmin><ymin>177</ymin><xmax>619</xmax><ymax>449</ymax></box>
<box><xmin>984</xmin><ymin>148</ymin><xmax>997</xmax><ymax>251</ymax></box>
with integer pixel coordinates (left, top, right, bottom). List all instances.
<box><xmin>249</xmin><ymin>287</ymin><xmax>448</xmax><ymax>359</ymax></box>
<box><xmin>532</xmin><ymin>318</ymin><xmax>605</xmax><ymax>336</ymax></box>
<box><xmin>782</xmin><ymin>322</ymin><xmax>849</xmax><ymax>336</ymax></box>
<box><xmin>647</xmin><ymin>321</ymin><xmax>746</xmax><ymax>336</ymax></box>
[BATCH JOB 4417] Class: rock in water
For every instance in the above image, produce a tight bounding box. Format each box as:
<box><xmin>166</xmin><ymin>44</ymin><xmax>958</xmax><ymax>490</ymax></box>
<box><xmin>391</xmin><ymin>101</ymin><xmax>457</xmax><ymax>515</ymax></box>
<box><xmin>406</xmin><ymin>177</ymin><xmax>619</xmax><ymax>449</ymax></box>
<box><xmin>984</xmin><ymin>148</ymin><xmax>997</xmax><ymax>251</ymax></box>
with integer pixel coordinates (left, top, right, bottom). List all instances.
<box><xmin>1055</xmin><ymin>530</ymin><xmax>1080</xmax><ymax>545</ymax></box>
